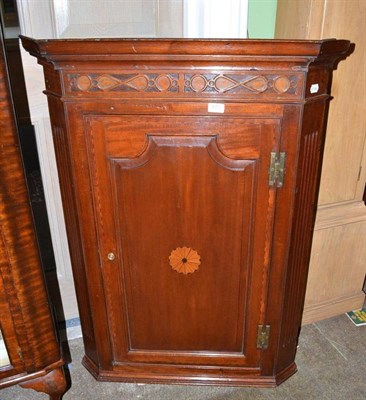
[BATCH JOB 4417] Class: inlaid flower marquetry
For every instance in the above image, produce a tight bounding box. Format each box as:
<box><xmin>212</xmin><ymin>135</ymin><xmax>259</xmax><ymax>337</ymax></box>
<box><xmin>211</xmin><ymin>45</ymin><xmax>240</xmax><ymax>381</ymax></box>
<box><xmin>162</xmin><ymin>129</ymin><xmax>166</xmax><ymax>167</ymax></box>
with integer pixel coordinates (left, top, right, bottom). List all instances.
<box><xmin>169</xmin><ymin>247</ymin><xmax>201</xmax><ymax>275</ymax></box>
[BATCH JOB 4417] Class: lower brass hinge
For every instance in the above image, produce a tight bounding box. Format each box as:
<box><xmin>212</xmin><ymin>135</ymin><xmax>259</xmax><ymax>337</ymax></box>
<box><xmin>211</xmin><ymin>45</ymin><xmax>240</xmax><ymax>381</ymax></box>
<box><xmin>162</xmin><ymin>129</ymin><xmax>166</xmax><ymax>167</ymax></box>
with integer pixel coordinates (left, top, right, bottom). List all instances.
<box><xmin>257</xmin><ymin>325</ymin><xmax>270</xmax><ymax>349</ymax></box>
<box><xmin>269</xmin><ymin>152</ymin><xmax>286</xmax><ymax>187</ymax></box>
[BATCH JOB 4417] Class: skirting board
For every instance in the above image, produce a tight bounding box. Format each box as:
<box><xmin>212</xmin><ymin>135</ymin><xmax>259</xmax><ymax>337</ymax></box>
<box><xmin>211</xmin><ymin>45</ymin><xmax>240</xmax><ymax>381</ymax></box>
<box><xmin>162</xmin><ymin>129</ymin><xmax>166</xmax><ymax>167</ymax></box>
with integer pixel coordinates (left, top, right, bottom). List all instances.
<box><xmin>314</xmin><ymin>200</ymin><xmax>366</xmax><ymax>231</ymax></box>
<box><xmin>302</xmin><ymin>292</ymin><xmax>365</xmax><ymax>325</ymax></box>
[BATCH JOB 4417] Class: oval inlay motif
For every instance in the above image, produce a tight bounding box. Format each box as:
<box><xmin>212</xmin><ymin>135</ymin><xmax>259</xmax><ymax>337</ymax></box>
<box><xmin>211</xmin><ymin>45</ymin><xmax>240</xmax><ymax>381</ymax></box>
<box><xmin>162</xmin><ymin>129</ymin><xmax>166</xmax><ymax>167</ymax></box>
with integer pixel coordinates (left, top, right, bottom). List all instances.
<box><xmin>215</xmin><ymin>76</ymin><xmax>237</xmax><ymax>92</ymax></box>
<box><xmin>274</xmin><ymin>76</ymin><xmax>291</xmax><ymax>93</ymax></box>
<box><xmin>97</xmin><ymin>75</ymin><xmax>120</xmax><ymax>90</ymax></box>
<box><xmin>125</xmin><ymin>75</ymin><xmax>149</xmax><ymax>91</ymax></box>
<box><xmin>155</xmin><ymin>75</ymin><xmax>171</xmax><ymax>91</ymax></box>
<box><xmin>190</xmin><ymin>75</ymin><xmax>207</xmax><ymax>92</ymax></box>
<box><xmin>169</xmin><ymin>247</ymin><xmax>201</xmax><ymax>275</ymax></box>
<box><xmin>76</xmin><ymin>75</ymin><xmax>92</xmax><ymax>91</ymax></box>
<box><xmin>244</xmin><ymin>76</ymin><xmax>268</xmax><ymax>92</ymax></box>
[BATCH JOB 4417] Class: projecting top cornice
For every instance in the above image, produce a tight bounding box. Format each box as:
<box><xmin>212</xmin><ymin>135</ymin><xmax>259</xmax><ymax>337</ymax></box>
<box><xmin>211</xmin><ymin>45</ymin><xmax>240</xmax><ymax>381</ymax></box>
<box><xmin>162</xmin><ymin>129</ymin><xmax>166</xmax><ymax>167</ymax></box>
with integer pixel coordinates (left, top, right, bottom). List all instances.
<box><xmin>20</xmin><ymin>36</ymin><xmax>351</xmax><ymax>67</ymax></box>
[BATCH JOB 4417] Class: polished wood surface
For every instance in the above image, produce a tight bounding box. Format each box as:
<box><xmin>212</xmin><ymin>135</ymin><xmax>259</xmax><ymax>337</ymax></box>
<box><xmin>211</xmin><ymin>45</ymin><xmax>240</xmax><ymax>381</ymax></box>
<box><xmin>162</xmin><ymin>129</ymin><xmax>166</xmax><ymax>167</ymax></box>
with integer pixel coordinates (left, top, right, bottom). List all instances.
<box><xmin>20</xmin><ymin>367</ymin><xmax>67</xmax><ymax>400</ymax></box>
<box><xmin>22</xmin><ymin>37</ymin><xmax>351</xmax><ymax>386</ymax></box>
<box><xmin>0</xmin><ymin>34</ymin><xmax>67</xmax><ymax>398</ymax></box>
<box><xmin>276</xmin><ymin>0</ymin><xmax>366</xmax><ymax>324</ymax></box>
<box><xmin>88</xmin><ymin>114</ymin><xmax>278</xmax><ymax>366</ymax></box>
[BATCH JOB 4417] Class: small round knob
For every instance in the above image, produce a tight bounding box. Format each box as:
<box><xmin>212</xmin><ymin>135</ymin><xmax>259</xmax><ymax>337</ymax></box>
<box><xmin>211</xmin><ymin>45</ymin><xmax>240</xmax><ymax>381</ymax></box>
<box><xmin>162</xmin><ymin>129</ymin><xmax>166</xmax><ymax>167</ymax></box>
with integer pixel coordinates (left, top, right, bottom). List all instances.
<box><xmin>107</xmin><ymin>252</ymin><xmax>116</xmax><ymax>261</ymax></box>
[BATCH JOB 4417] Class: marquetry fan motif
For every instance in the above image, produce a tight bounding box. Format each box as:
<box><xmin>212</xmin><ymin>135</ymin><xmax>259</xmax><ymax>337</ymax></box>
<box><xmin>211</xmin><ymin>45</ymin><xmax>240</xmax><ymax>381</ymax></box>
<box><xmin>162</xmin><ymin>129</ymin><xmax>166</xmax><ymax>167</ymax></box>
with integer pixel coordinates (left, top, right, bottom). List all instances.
<box><xmin>169</xmin><ymin>247</ymin><xmax>201</xmax><ymax>275</ymax></box>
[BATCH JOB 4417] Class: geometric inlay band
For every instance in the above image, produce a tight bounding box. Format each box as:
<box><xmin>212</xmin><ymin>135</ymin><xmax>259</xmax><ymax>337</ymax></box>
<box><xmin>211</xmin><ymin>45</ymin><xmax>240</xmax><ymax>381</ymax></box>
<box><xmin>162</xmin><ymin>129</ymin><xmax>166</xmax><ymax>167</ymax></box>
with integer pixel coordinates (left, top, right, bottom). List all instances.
<box><xmin>68</xmin><ymin>73</ymin><xmax>298</xmax><ymax>96</ymax></box>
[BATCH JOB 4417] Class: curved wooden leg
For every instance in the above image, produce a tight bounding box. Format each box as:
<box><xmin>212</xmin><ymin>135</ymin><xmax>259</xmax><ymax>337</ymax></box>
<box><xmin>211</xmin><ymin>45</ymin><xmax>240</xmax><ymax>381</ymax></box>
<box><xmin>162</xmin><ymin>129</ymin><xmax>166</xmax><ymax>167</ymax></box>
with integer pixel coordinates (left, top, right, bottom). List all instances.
<box><xmin>20</xmin><ymin>366</ymin><xmax>67</xmax><ymax>400</ymax></box>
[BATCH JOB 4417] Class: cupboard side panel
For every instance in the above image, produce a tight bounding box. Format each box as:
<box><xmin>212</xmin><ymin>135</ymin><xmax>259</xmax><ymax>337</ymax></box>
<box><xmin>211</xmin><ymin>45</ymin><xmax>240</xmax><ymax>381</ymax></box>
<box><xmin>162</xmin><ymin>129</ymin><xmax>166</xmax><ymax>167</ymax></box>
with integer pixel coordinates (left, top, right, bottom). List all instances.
<box><xmin>46</xmin><ymin>95</ymin><xmax>98</xmax><ymax>364</ymax></box>
<box><xmin>260</xmin><ymin>105</ymin><xmax>302</xmax><ymax>377</ymax></box>
<box><xmin>276</xmin><ymin>98</ymin><xmax>330</xmax><ymax>372</ymax></box>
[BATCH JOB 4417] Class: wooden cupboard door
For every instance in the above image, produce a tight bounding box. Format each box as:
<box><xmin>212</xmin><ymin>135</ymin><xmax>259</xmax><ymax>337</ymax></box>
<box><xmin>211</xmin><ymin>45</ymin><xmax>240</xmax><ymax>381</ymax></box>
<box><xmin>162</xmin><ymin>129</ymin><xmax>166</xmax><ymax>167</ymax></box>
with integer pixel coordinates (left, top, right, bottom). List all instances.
<box><xmin>84</xmin><ymin>114</ymin><xmax>281</xmax><ymax>369</ymax></box>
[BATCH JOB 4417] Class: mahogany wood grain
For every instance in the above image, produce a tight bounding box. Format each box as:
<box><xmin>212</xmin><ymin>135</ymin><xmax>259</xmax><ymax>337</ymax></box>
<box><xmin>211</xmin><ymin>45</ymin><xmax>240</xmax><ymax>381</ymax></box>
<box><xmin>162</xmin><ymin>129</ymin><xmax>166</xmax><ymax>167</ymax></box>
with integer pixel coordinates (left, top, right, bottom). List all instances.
<box><xmin>21</xmin><ymin>37</ymin><xmax>351</xmax><ymax>387</ymax></box>
<box><xmin>0</xmin><ymin>33</ymin><xmax>67</xmax><ymax>398</ymax></box>
<box><xmin>20</xmin><ymin>367</ymin><xmax>67</xmax><ymax>400</ymax></box>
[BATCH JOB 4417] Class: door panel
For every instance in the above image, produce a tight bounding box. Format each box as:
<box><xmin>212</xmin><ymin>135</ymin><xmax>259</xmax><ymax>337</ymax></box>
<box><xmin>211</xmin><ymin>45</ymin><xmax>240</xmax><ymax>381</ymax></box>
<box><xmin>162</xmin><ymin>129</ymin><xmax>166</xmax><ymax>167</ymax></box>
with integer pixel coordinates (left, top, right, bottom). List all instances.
<box><xmin>113</xmin><ymin>135</ymin><xmax>252</xmax><ymax>353</ymax></box>
<box><xmin>84</xmin><ymin>114</ymin><xmax>280</xmax><ymax>368</ymax></box>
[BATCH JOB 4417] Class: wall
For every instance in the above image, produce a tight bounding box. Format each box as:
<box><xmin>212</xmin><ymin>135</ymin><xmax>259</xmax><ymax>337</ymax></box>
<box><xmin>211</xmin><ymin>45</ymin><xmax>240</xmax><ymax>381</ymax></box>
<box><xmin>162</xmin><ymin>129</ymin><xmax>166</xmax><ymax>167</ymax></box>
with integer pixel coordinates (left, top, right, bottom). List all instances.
<box><xmin>276</xmin><ymin>0</ymin><xmax>366</xmax><ymax>324</ymax></box>
<box><xmin>248</xmin><ymin>0</ymin><xmax>277</xmax><ymax>38</ymax></box>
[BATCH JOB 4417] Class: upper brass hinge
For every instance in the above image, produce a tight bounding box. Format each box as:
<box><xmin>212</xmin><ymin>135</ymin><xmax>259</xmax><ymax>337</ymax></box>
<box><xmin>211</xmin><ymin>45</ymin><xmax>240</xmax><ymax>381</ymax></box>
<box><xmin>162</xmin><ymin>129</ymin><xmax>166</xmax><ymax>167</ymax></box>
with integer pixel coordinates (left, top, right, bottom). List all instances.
<box><xmin>269</xmin><ymin>152</ymin><xmax>286</xmax><ymax>187</ymax></box>
<box><xmin>257</xmin><ymin>324</ymin><xmax>270</xmax><ymax>349</ymax></box>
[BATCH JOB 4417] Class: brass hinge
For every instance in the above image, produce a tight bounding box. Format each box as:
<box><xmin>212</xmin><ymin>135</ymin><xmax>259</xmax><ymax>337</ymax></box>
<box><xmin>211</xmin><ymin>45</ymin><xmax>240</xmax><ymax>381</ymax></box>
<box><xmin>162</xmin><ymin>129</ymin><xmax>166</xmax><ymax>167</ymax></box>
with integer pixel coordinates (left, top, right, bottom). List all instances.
<box><xmin>269</xmin><ymin>152</ymin><xmax>286</xmax><ymax>187</ymax></box>
<box><xmin>257</xmin><ymin>325</ymin><xmax>270</xmax><ymax>349</ymax></box>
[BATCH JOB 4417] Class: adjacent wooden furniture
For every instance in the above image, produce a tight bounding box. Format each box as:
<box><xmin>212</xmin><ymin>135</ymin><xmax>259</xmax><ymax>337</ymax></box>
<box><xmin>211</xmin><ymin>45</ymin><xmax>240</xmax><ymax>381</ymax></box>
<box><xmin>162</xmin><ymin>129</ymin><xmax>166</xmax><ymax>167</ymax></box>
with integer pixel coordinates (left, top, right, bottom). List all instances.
<box><xmin>276</xmin><ymin>0</ymin><xmax>366</xmax><ymax>324</ymax></box>
<box><xmin>22</xmin><ymin>37</ymin><xmax>350</xmax><ymax>386</ymax></box>
<box><xmin>0</xmin><ymin>34</ymin><xmax>67</xmax><ymax>399</ymax></box>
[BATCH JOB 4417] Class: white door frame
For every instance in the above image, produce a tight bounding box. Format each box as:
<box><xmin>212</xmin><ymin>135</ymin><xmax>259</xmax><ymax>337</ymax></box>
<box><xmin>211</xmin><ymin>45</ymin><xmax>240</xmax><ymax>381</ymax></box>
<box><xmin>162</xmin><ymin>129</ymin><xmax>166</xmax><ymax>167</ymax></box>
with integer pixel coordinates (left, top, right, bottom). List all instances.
<box><xmin>184</xmin><ymin>0</ymin><xmax>248</xmax><ymax>38</ymax></box>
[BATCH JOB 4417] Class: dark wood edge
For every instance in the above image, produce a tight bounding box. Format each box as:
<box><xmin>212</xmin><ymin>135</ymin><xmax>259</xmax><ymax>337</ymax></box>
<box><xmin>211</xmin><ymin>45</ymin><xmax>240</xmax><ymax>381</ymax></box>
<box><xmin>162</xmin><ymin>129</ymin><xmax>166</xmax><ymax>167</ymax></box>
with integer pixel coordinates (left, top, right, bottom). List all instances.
<box><xmin>54</xmin><ymin>94</ymin><xmax>329</xmax><ymax>105</ymax></box>
<box><xmin>20</xmin><ymin>366</ymin><xmax>67</xmax><ymax>400</ymax></box>
<box><xmin>0</xmin><ymin>358</ymin><xmax>64</xmax><ymax>389</ymax></box>
<box><xmin>275</xmin><ymin>362</ymin><xmax>297</xmax><ymax>385</ymax></box>
<box><xmin>20</xmin><ymin>36</ymin><xmax>351</xmax><ymax>62</ymax></box>
<box><xmin>82</xmin><ymin>355</ymin><xmax>296</xmax><ymax>387</ymax></box>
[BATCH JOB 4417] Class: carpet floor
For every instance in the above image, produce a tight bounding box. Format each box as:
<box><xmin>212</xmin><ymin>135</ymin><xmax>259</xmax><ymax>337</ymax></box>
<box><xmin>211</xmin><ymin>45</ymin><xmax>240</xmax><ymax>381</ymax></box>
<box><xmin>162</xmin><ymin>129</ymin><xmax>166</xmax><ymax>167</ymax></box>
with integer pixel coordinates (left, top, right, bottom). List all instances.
<box><xmin>1</xmin><ymin>314</ymin><xmax>365</xmax><ymax>400</ymax></box>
